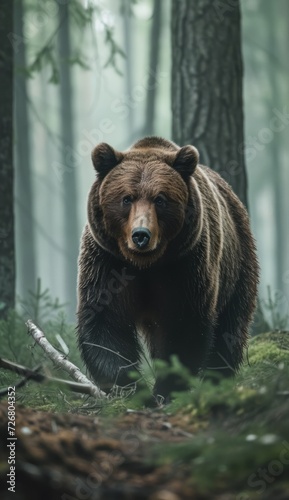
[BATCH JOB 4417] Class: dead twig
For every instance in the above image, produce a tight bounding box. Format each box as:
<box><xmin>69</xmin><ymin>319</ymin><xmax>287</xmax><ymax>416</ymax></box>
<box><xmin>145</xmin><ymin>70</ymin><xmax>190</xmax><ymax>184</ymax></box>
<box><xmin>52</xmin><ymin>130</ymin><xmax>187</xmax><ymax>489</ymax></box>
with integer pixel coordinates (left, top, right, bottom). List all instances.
<box><xmin>25</xmin><ymin>319</ymin><xmax>106</xmax><ymax>399</ymax></box>
<box><xmin>0</xmin><ymin>364</ymin><xmax>43</xmax><ymax>397</ymax></box>
<box><xmin>0</xmin><ymin>358</ymin><xmax>102</xmax><ymax>397</ymax></box>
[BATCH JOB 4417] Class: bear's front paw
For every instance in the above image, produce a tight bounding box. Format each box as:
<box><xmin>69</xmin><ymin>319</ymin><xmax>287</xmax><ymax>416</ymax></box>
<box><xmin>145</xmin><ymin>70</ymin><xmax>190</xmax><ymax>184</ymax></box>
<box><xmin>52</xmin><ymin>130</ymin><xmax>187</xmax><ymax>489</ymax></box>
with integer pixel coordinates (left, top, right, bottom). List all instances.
<box><xmin>153</xmin><ymin>373</ymin><xmax>191</xmax><ymax>401</ymax></box>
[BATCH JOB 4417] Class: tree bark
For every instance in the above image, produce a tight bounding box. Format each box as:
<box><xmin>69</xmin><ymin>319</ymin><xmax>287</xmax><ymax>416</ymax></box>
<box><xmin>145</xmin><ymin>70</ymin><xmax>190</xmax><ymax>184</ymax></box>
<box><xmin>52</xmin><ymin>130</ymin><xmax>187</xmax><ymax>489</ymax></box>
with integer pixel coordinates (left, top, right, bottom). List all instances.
<box><xmin>263</xmin><ymin>0</ymin><xmax>284</xmax><ymax>294</ymax></box>
<box><xmin>171</xmin><ymin>0</ymin><xmax>248</xmax><ymax>207</ymax></box>
<box><xmin>58</xmin><ymin>3</ymin><xmax>79</xmax><ymax>320</ymax></box>
<box><xmin>122</xmin><ymin>0</ymin><xmax>134</xmax><ymax>138</ymax></box>
<box><xmin>14</xmin><ymin>0</ymin><xmax>37</xmax><ymax>298</ymax></box>
<box><xmin>284</xmin><ymin>0</ymin><xmax>289</xmax><ymax>295</ymax></box>
<box><xmin>0</xmin><ymin>0</ymin><xmax>15</xmax><ymax>318</ymax></box>
<box><xmin>143</xmin><ymin>0</ymin><xmax>162</xmax><ymax>136</ymax></box>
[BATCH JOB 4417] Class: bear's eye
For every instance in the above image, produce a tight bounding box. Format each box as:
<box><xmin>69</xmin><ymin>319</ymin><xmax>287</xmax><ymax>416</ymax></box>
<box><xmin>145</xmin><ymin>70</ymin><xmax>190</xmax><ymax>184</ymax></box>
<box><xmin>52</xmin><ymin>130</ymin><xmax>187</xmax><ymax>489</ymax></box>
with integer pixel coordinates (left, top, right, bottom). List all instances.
<box><xmin>154</xmin><ymin>195</ymin><xmax>167</xmax><ymax>208</ymax></box>
<box><xmin>123</xmin><ymin>195</ymin><xmax>133</xmax><ymax>206</ymax></box>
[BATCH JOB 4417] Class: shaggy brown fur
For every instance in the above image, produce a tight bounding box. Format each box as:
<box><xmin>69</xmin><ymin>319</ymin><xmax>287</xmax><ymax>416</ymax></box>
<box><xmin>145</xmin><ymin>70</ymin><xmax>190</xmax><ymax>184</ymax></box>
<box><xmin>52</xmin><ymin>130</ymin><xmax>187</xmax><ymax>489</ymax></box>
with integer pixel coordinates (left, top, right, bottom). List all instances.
<box><xmin>77</xmin><ymin>137</ymin><xmax>259</xmax><ymax>398</ymax></box>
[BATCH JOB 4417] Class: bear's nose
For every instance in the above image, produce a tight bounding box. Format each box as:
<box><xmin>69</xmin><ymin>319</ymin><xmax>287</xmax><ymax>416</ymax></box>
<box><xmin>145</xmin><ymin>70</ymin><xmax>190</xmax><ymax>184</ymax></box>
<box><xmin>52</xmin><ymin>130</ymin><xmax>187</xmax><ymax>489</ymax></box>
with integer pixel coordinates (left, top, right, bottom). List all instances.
<box><xmin>132</xmin><ymin>228</ymin><xmax>151</xmax><ymax>249</ymax></box>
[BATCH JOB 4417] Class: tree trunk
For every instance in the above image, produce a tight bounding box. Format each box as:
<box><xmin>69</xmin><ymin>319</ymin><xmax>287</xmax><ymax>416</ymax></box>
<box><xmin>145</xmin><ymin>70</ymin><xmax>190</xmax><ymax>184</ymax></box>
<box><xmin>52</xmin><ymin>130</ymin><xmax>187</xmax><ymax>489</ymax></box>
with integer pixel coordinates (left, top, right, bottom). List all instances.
<box><xmin>122</xmin><ymin>0</ymin><xmax>134</xmax><ymax>139</ymax></box>
<box><xmin>0</xmin><ymin>0</ymin><xmax>15</xmax><ymax>318</ymax></box>
<box><xmin>14</xmin><ymin>0</ymin><xmax>37</xmax><ymax>298</ymax></box>
<box><xmin>58</xmin><ymin>3</ymin><xmax>79</xmax><ymax>320</ymax></box>
<box><xmin>171</xmin><ymin>0</ymin><xmax>248</xmax><ymax>207</ymax></box>
<box><xmin>143</xmin><ymin>0</ymin><xmax>162</xmax><ymax>136</ymax></box>
<box><xmin>283</xmin><ymin>0</ymin><xmax>289</xmax><ymax>294</ymax></box>
<box><xmin>263</xmin><ymin>0</ymin><xmax>284</xmax><ymax>294</ymax></box>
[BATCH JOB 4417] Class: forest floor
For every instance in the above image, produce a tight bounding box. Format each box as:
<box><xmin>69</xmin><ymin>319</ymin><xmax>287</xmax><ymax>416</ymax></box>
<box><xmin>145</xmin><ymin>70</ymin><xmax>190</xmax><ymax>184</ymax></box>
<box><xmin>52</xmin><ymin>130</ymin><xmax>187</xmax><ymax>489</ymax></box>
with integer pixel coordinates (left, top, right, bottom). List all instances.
<box><xmin>1</xmin><ymin>331</ymin><xmax>289</xmax><ymax>499</ymax></box>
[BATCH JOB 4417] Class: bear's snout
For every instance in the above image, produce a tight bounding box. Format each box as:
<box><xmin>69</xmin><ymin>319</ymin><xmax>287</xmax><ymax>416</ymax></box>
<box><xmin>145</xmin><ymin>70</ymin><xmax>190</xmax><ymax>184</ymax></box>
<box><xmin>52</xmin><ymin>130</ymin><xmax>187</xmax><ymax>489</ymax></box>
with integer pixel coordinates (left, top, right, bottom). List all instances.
<box><xmin>132</xmin><ymin>227</ymin><xmax>151</xmax><ymax>250</ymax></box>
<box><xmin>126</xmin><ymin>200</ymin><xmax>159</xmax><ymax>254</ymax></box>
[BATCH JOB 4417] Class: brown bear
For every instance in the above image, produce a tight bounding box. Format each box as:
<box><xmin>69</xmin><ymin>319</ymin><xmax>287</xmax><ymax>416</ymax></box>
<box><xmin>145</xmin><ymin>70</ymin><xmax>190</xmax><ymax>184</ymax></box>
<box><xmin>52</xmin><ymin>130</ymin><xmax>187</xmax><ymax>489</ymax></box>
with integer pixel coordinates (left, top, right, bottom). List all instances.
<box><xmin>77</xmin><ymin>136</ymin><xmax>259</xmax><ymax>398</ymax></box>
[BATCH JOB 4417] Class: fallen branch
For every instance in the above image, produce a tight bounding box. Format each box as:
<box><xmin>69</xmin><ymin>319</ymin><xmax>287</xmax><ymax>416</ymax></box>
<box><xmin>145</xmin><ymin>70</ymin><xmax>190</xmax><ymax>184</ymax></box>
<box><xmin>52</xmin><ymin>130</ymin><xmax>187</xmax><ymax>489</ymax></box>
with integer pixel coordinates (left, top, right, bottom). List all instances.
<box><xmin>0</xmin><ymin>358</ymin><xmax>43</xmax><ymax>381</ymax></box>
<box><xmin>0</xmin><ymin>358</ymin><xmax>101</xmax><ymax>397</ymax></box>
<box><xmin>25</xmin><ymin>319</ymin><xmax>106</xmax><ymax>399</ymax></box>
<box><xmin>0</xmin><ymin>364</ymin><xmax>43</xmax><ymax>397</ymax></box>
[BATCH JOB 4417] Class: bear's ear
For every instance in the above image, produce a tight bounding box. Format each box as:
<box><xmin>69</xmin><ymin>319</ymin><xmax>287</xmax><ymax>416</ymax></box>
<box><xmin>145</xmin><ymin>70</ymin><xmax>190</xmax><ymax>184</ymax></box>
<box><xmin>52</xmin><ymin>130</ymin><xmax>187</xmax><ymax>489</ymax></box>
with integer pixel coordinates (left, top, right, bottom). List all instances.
<box><xmin>91</xmin><ymin>143</ymin><xmax>123</xmax><ymax>179</ymax></box>
<box><xmin>170</xmin><ymin>145</ymin><xmax>199</xmax><ymax>179</ymax></box>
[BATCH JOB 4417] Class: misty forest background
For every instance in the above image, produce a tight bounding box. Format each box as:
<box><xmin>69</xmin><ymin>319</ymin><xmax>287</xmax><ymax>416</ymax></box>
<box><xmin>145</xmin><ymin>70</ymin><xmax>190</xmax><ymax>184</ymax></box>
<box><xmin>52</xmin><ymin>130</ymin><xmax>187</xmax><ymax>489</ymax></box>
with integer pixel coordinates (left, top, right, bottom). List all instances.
<box><xmin>1</xmin><ymin>0</ymin><xmax>289</xmax><ymax>329</ymax></box>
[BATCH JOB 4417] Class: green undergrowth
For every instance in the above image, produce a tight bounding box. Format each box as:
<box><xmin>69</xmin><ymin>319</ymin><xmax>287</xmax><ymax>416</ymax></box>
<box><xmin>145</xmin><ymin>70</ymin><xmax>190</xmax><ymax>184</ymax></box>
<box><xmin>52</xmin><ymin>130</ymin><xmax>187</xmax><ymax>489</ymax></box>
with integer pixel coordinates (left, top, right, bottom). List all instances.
<box><xmin>1</xmin><ymin>291</ymin><xmax>289</xmax><ymax>495</ymax></box>
<box><xmin>100</xmin><ymin>330</ymin><xmax>289</xmax><ymax>496</ymax></box>
<box><xmin>1</xmin><ymin>282</ymin><xmax>289</xmax><ymax>423</ymax></box>
<box><xmin>152</xmin><ymin>429</ymin><xmax>289</xmax><ymax>497</ymax></box>
<box><xmin>148</xmin><ymin>332</ymin><xmax>289</xmax><ymax>496</ymax></box>
<box><xmin>0</xmin><ymin>283</ymin><xmax>84</xmax><ymax>412</ymax></box>
<box><xmin>1</xmin><ymin>307</ymin><xmax>289</xmax><ymax>417</ymax></box>
<box><xmin>0</xmin><ymin>307</ymin><xmax>85</xmax><ymax>411</ymax></box>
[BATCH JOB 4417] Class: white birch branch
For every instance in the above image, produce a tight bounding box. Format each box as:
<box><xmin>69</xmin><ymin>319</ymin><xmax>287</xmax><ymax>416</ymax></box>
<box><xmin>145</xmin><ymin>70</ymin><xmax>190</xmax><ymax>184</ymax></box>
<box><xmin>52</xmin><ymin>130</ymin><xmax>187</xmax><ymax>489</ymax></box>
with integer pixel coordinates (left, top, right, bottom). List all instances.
<box><xmin>0</xmin><ymin>358</ymin><xmax>101</xmax><ymax>397</ymax></box>
<box><xmin>25</xmin><ymin>319</ymin><xmax>106</xmax><ymax>400</ymax></box>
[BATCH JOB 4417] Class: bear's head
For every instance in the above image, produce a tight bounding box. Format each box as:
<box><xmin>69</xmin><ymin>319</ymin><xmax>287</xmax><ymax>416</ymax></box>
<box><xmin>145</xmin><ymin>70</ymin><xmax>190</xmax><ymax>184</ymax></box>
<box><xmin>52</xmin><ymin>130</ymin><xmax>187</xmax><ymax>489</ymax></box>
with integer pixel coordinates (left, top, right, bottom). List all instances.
<box><xmin>87</xmin><ymin>137</ymin><xmax>199</xmax><ymax>268</ymax></box>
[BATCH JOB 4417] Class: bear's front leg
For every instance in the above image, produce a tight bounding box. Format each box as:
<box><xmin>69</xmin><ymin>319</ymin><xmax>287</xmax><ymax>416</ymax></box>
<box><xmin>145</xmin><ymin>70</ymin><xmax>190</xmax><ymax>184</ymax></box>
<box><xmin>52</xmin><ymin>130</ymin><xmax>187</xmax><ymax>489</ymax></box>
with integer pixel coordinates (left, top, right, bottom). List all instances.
<box><xmin>152</xmin><ymin>315</ymin><xmax>215</xmax><ymax>400</ymax></box>
<box><xmin>77</xmin><ymin>305</ymin><xmax>142</xmax><ymax>392</ymax></box>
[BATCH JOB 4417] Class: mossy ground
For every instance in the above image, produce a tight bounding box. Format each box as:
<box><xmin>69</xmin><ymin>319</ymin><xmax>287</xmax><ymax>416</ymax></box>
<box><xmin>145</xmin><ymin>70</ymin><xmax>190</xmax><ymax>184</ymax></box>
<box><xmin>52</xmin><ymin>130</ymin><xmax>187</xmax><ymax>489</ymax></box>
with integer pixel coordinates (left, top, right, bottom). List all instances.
<box><xmin>1</xmin><ymin>305</ymin><xmax>289</xmax><ymax>498</ymax></box>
